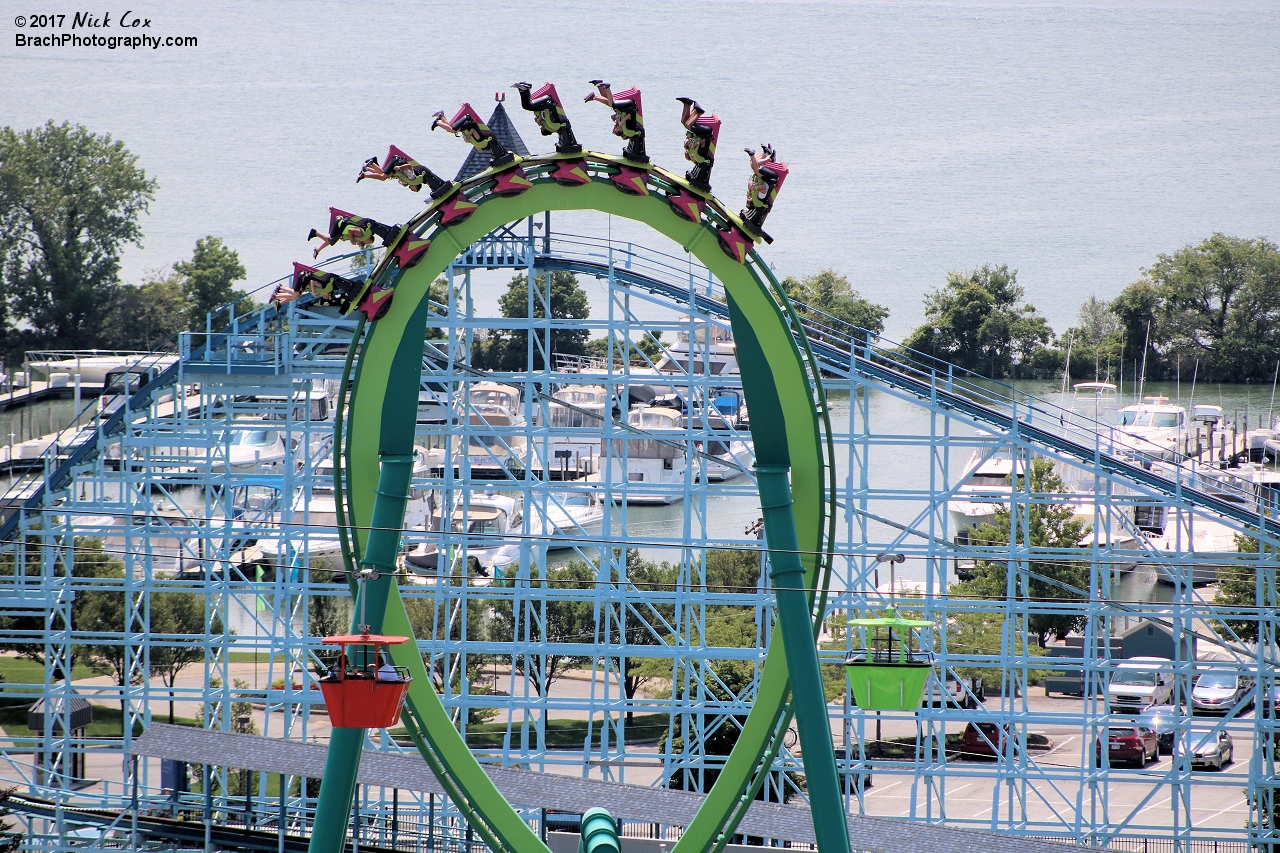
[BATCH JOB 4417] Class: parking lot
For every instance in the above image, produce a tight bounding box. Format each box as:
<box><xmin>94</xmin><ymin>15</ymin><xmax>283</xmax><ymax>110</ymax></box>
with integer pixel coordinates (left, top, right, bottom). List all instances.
<box><xmin>834</xmin><ymin>687</ymin><xmax>1262</xmax><ymax>837</ymax></box>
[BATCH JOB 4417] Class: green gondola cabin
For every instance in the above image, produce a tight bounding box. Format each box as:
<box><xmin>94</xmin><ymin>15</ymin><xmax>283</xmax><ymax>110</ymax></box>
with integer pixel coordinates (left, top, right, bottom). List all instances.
<box><xmin>845</xmin><ymin>611</ymin><xmax>935</xmax><ymax>711</ymax></box>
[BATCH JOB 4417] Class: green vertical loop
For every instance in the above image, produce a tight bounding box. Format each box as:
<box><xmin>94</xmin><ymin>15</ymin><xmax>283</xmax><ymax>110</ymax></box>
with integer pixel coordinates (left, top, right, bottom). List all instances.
<box><xmin>313</xmin><ymin>166</ymin><xmax>844</xmax><ymax>853</ymax></box>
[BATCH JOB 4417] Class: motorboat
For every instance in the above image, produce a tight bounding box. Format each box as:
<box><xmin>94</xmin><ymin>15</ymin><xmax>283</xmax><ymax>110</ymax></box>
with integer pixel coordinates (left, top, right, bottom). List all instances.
<box><xmin>594</xmin><ymin>406</ymin><xmax>688</xmax><ymax>504</ymax></box>
<box><xmin>527</xmin><ymin>490</ymin><xmax>605</xmax><ymax>548</ymax></box>
<box><xmin>684</xmin><ymin>413</ymin><xmax>753</xmax><ymax>482</ymax></box>
<box><xmin>654</xmin><ymin>317</ymin><xmax>739</xmax><ymax>378</ymax></box>
<box><xmin>1062</xmin><ymin>381</ymin><xmax>1117</xmax><ymax>427</ymax></box>
<box><xmin>947</xmin><ymin>448</ymin><xmax>1022</xmax><ymax>532</ymax></box>
<box><xmin>404</xmin><ymin>491</ymin><xmax>522</xmax><ymax>583</ymax></box>
<box><xmin>460</xmin><ymin>382</ymin><xmax>529</xmax><ymax>479</ymax></box>
<box><xmin>1113</xmin><ymin>396</ymin><xmax>1188</xmax><ymax>460</ymax></box>
<box><xmin>28</xmin><ymin>353</ymin><xmax>178</xmax><ymax>388</ymax></box>
<box><xmin>540</xmin><ymin>384</ymin><xmax>607</xmax><ymax>477</ymax></box>
<box><xmin>210</xmin><ymin>426</ymin><xmax>288</xmax><ymax>475</ymax></box>
<box><xmin>258</xmin><ymin>456</ymin><xmax>432</xmax><ymax>565</ymax></box>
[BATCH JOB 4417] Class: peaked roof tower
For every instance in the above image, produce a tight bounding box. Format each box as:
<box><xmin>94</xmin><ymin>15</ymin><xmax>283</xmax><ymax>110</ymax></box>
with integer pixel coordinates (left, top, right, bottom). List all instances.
<box><xmin>454</xmin><ymin>101</ymin><xmax>530</xmax><ymax>182</ymax></box>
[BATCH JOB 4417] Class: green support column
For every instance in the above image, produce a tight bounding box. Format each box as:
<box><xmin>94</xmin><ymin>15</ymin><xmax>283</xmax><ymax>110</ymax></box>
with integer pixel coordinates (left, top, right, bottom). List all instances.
<box><xmin>307</xmin><ymin>452</ymin><xmax>415</xmax><ymax>853</ymax></box>
<box><xmin>755</xmin><ymin>465</ymin><xmax>850</xmax><ymax>853</ymax></box>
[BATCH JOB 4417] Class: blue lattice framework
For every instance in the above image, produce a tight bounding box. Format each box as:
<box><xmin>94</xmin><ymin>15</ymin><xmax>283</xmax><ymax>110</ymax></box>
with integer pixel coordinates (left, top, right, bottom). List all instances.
<box><xmin>0</xmin><ymin>221</ymin><xmax>1277</xmax><ymax>850</ymax></box>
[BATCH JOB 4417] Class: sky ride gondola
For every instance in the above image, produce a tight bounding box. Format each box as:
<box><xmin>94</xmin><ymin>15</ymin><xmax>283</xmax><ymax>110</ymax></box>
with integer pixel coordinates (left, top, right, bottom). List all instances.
<box><xmin>316</xmin><ymin>632</ymin><xmax>412</xmax><ymax>729</ymax></box>
<box><xmin>845</xmin><ymin>611</ymin><xmax>935</xmax><ymax>711</ymax></box>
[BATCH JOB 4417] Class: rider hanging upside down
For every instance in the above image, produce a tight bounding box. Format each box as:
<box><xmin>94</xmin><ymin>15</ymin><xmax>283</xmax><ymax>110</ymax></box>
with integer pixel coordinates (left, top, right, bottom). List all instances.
<box><xmin>677</xmin><ymin>97</ymin><xmax>720</xmax><ymax>192</ymax></box>
<box><xmin>432</xmin><ymin>104</ymin><xmax>518</xmax><ymax>169</ymax></box>
<box><xmin>357</xmin><ymin>146</ymin><xmax>457</xmax><ymax>200</ymax></box>
<box><xmin>513</xmin><ymin>81</ymin><xmax>582</xmax><ymax>154</ymax></box>
<box><xmin>308</xmin><ymin>208</ymin><xmax>399</xmax><ymax>259</ymax></box>
<box><xmin>740</xmin><ymin>145</ymin><xmax>788</xmax><ymax>237</ymax></box>
<box><xmin>272</xmin><ymin>262</ymin><xmax>363</xmax><ymax>313</ymax></box>
<box><xmin>584</xmin><ymin>81</ymin><xmax>647</xmax><ymax>164</ymax></box>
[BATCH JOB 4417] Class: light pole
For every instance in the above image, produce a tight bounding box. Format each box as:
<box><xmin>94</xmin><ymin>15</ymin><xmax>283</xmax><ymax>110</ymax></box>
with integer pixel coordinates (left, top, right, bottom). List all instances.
<box><xmin>874</xmin><ymin>552</ymin><xmax>905</xmax><ymax>604</ymax></box>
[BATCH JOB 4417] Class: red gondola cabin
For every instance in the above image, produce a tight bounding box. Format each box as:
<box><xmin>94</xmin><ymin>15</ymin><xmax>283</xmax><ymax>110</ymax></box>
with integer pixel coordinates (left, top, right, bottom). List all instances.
<box><xmin>317</xmin><ymin>633</ymin><xmax>412</xmax><ymax>729</ymax></box>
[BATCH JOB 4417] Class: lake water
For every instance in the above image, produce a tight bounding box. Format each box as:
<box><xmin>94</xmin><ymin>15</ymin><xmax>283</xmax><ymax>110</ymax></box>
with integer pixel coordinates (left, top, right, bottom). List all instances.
<box><xmin>4</xmin><ymin>0</ymin><xmax>1278</xmax><ymax>340</ymax></box>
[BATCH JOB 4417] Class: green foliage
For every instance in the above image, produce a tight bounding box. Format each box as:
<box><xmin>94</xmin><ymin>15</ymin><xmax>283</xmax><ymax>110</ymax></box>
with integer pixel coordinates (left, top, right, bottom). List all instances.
<box><xmin>617</xmin><ymin>551</ymin><xmax>678</xmax><ymax>721</ymax></box>
<box><xmin>105</xmin><ymin>270</ymin><xmax>191</xmax><ymax>351</ymax></box>
<box><xmin>174</xmin><ymin>236</ymin><xmax>250</xmax><ymax>329</ymax></box>
<box><xmin>150</xmin><ymin>592</ymin><xmax>223</xmax><ymax>723</ymax></box>
<box><xmin>781</xmin><ymin>269</ymin><xmax>889</xmax><ymax>345</ymax></box>
<box><xmin>945</xmin><ymin>609</ymin><xmax>1050</xmax><ymax>688</ymax></box>
<box><xmin>1109</xmin><ymin>234</ymin><xmax>1280</xmax><ymax>382</ymax></box>
<box><xmin>0</xmin><ymin>787</ymin><xmax>18</xmax><ymax>853</ymax></box>
<box><xmin>950</xmin><ymin>458</ymin><xmax>1090</xmax><ymax>646</ymax></box>
<box><xmin>472</xmin><ymin>270</ymin><xmax>589</xmax><ymax>371</ymax></box>
<box><xmin>1060</xmin><ymin>295</ymin><xmax>1125</xmax><ymax>382</ymax></box>
<box><xmin>487</xmin><ymin>562</ymin><xmax>596</xmax><ymax>696</ymax></box>
<box><xmin>0</xmin><ymin>121</ymin><xmax>157</xmax><ymax>354</ymax></box>
<box><xmin>583</xmin><ymin>331</ymin><xmax>665</xmax><ymax>368</ymax></box>
<box><xmin>1212</xmin><ymin>535</ymin><xmax>1271</xmax><ymax>644</ymax></box>
<box><xmin>306</xmin><ymin>561</ymin><xmax>349</xmax><ymax>671</ymax></box>
<box><xmin>401</xmin><ymin>566</ymin><xmax>498</xmax><ymax>725</ymax></box>
<box><xmin>903</xmin><ymin>264</ymin><xmax>1055</xmax><ymax>378</ymax></box>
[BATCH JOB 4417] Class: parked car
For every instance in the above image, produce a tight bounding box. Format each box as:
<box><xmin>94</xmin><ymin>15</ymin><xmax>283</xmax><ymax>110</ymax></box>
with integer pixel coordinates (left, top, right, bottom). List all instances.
<box><xmin>924</xmin><ymin>673</ymin><xmax>986</xmax><ymax>709</ymax></box>
<box><xmin>1175</xmin><ymin>727</ymin><xmax>1233</xmax><ymax>770</ymax></box>
<box><xmin>1136</xmin><ymin>704</ymin><xmax>1185</xmax><ymax>754</ymax></box>
<box><xmin>1262</xmin><ymin>684</ymin><xmax>1280</xmax><ymax>718</ymax></box>
<box><xmin>1097</xmin><ymin>725</ymin><xmax>1159</xmax><ymax>767</ymax></box>
<box><xmin>1191</xmin><ymin>672</ymin><xmax>1254</xmax><ymax>715</ymax></box>
<box><xmin>1108</xmin><ymin>658</ymin><xmax>1174</xmax><ymax>713</ymax></box>
<box><xmin>960</xmin><ymin>722</ymin><xmax>1012</xmax><ymax>758</ymax></box>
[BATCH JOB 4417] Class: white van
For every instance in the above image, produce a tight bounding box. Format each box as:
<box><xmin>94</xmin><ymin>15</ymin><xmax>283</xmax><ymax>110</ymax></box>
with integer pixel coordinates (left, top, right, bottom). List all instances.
<box><xmin>1108</xmin><ymin>657</ymin><xmax>1175</xmax><ymax>713</ymax></box>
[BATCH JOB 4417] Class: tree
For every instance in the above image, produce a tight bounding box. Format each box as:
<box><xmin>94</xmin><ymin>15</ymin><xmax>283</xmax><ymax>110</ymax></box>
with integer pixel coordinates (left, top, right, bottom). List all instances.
<box><xmin>1061</xmin><ymin>295</ymin><xmax>1124</xmax><ymax>382</ymax></box>
<box><xmin>487</xmin><ymin>562</ymin><xmax>595</xmax><ymax>696</ymax></box>
<box><xmin>306</xmin><ymin>561</ymin><xmax>349</xmax><ymax>673</ymax></box>
<box><xmin>781</xmin><ymin>269</ymin><xmax>889</xmax><ymax>345</ymax></box>
<box><xmin>0</xmin><ymin>536</ymin><xmax>127</xmax><ymax>684</ymax></box>
<box><xmin>618</xmin><ymin>551</ymin><xmax>678</xmax><ymax>721</ymax></box>
<box><xmin>0</xmin><ymin>787</ymin><xmax>22</xmax><ymax>853</ymax></box>
<box><xmin>105</xmin><ymin>270</ymin><xmax>191</xmax><ymax>351</ymax></box>
<box><xmin>400</xmin><ymin>567</ymin><xmax>498</xmax><ymax>725</ymax></box>
<box><xmin>951</xmin><ymin>458</ymin><xmax>1090</xmax><ymax>647</ymax></box>
<box><xmin>174</xmin><ymin>236</ymin><xmax>249</xmax><ymax>329</ymax></box>
<box><xmin>473</xmin><ymin>270</ymin><xmax>589</xmax><ymax>371</ymax></box>
<box><xmin>1212</xmin><ymin>535</ymin><xmax>1271</xmax><ymax>644</ymax></box>
<box><xmin>902</xmin><ymin>264</ymin><xmax>1055</xmax><ymax>378</ymax></box>
<box><xmin>0</xmin><ymin>121</ymin><xmax>157</xmax><ymax>352</ymax></box>
<box><xmin>150</xmin><ymin>591</ymin><xmax>223</xmax><ymax>724</ymax></box>
<box><xmin>1147</xmin><ymin>233</ymin><xmax>1280</xmax><ymax>382</ymax></box>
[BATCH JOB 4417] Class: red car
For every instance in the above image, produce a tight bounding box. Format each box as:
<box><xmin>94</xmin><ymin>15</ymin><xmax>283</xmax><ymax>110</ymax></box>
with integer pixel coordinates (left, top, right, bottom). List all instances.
<box><xmin>1098</xmin><ymin>726</ymin><xmax>1159</xmax><ymax>767</ymax></box>
<box><xmin>960</xmin><ymin>722</ymin><xmax>1012</xmax><ymax>758</ymax></box>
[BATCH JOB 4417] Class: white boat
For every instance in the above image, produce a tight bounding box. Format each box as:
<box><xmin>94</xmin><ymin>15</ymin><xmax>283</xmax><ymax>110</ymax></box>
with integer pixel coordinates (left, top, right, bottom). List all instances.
<box><xmin>948</xmin><ymin>449</ymin><xmax>1022</xmax><ymax>532</ymax></box>
<box><xmin>1129</xmin><ymin>488</ymin><xmax>1243</xmax><ymax>585</ymax></box>
<box><xmin>527</xmin><ymin>490</ymin><xmax>604</xmax><ymax>548</ymax></box>
<box><xmin>210</xmin><ymin>426</ymin><xmax>288</xmax><ymax>475</ymax></box>
<box><xmin>1113</xmin><ymin>396</ymin><xmax>1188</xmax><ymax>460</ymax></box>
<box><xmin>540</xmin><ymin>384</ymin><xmax>607</xmax><ymax>477</ymax></box>
<box><xmin>452</xmin><ymin>381</ymin><xmax>530</xmax><ymax>478</ymax></box>
<box><xmin>685</xmin><ymin>414</ymin><xmax>753</xmax><ymax>482</ymax></box>
<box><xmin>258</xmin><ymin>456</ymin><xmax>432</xmax><ymax>564</ymax></box>
<box><xmin>654</xmin><ymin>317</ymin><xmax>739</xmax><ymax>378</ymax></box>
<box><xmin>404</xmin><ymin>491</ymin><xmax>522</xmax><ymax>583</ymax></box>
<box><xmin>594</xmin><ymin>406</ymin><xmax>688</xmax><ymax>504</ymax></box>
<box><xmin>27</xmin><ymin>353</ymin><xmax>178</xmax><ymax>386</ymax></box>
<box><xmin>1062</xmin><ymin>381</ymin><xmax>1118</xmax><ymax>427</ymax></box>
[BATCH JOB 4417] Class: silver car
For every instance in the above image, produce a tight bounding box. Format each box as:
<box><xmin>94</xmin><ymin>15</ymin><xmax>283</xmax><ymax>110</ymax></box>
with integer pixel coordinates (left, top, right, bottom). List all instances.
<box><xmin>1191</xmin><ymin>673</ymin><xmax>1253</xmax><ymax>715</ymax></box>
<box><xmin>1175</xmin><ymin>727</ymin><xmax>1234</xmax><ymax>770</ymax></box>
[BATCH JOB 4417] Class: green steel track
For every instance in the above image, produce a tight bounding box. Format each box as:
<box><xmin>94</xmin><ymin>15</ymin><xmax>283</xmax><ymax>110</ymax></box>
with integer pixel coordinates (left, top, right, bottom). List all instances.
<box><xmin>314</xmin><ymin>154</ymin><xmax>841</xmax><ymax>853</ymax></box>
